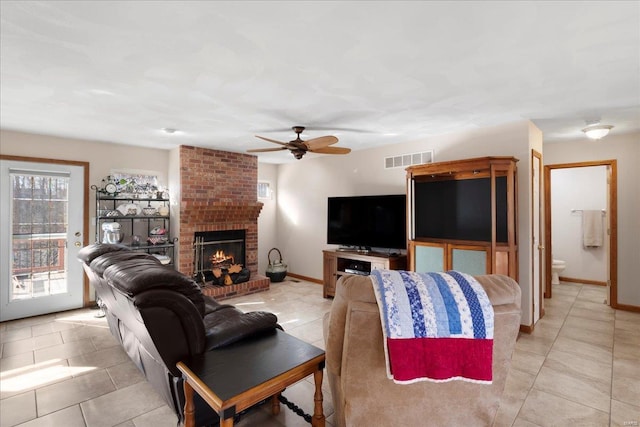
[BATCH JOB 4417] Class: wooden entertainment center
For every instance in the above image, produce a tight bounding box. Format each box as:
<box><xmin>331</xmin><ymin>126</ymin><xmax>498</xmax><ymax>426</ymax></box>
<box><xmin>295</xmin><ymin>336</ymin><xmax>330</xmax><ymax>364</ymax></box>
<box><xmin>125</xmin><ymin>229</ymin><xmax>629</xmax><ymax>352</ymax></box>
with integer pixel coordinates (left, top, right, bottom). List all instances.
<box><xmin>322</xmin><ymin>250</ymin><xmax>407</xmax><ymax>298</ymax></box>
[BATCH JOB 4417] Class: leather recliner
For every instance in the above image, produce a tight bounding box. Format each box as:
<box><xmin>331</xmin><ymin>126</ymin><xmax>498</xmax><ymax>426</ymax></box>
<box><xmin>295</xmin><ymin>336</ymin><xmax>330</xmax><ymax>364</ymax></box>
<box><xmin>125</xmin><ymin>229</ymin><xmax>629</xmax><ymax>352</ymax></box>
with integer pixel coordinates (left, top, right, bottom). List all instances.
<box><xmin>78</xmin><ymin>243</ymin><xmax>279</xmax><ymax>426</ymax></box>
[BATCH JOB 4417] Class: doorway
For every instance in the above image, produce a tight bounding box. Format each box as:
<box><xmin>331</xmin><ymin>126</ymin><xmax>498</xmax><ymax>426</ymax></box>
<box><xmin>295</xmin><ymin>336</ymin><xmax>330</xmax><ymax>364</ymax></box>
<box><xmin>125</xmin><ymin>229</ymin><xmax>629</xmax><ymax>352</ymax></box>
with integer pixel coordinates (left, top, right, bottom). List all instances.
<box><xmin>0</xmin><ymin>155</ymin><xmax>89</xmax><ymax>321</ymax></box>
<box><xmin>543</xmin><ymin>160</ymin><xmax>617</xmax><ymax>307</ymax></box>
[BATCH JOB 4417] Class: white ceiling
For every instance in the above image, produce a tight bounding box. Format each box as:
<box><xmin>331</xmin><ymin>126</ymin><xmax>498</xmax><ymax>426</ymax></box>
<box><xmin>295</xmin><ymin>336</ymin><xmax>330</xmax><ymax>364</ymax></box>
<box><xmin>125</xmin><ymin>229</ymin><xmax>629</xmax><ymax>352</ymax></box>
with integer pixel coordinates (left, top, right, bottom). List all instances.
<box><xmin>1</xmin><ymin>1</ymin><xmax>639</xmax><ymax>163</ymax></box>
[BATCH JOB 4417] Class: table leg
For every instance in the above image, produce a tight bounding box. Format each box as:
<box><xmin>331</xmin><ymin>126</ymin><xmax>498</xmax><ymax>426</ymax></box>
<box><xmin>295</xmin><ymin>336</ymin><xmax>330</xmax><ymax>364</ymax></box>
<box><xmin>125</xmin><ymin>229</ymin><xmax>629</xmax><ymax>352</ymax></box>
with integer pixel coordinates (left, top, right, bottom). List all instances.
<box><xmin>271</xmin><ymin>393</ymin><xmax>281</xmax><ymax>415</ymax></box>
<box><xmin>220</xmin><ymin>417</ymin><xmax>235</xmax><ymax>427</ymax></box>
<box><xmin>183</xmin><ymin>380</ymin><xmax>195</xmax><ymax>427</ymax></box>
<box><xmin>312</xmin><ymin>369</ymin><xmax>325</xmax><ymax>427</ymax></box>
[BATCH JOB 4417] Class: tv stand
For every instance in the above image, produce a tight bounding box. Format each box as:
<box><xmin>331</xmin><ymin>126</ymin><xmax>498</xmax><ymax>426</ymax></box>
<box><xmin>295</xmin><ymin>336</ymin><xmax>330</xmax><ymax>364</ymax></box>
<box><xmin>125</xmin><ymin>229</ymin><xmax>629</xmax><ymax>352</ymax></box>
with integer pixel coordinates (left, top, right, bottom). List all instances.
<box><xmin>322</xmin><ymin>250</ymin><xmax>407</xmax><ymax>298</ymax></box>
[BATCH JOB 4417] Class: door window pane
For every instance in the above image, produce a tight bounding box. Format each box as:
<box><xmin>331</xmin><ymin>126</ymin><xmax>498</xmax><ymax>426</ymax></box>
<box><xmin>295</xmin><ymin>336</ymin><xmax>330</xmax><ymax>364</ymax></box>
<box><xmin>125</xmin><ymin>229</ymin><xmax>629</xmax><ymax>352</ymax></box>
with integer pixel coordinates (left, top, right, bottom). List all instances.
<box><xmin>10</xmin><ymin>173</ymin><xmax>69</xmax><ymax>300</ymax></box>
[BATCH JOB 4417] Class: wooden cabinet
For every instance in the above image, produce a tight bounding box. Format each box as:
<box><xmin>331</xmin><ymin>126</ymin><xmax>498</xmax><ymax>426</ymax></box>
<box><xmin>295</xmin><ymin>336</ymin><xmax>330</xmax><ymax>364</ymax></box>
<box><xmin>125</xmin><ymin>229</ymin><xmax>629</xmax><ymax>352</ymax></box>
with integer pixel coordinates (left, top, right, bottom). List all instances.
<box><xmin>322</xmin><ymin>250</ymin><xmax>406</xmax><ymax>298</ymax></box>
<box><xmin>407</xmin><ymin>156</ymin><xmax>518</xmax><ymax>280</ymax></box>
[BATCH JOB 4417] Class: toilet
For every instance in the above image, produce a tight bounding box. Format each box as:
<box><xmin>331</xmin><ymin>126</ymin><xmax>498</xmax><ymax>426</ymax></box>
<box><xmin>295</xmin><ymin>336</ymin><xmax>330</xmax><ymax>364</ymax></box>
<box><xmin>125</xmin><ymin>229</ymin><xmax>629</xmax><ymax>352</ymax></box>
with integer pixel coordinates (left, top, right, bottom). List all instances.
<box><xmin>551</xmin><ymin>259</ymin><xmax>566</xmax><ymax>285</ymax></box>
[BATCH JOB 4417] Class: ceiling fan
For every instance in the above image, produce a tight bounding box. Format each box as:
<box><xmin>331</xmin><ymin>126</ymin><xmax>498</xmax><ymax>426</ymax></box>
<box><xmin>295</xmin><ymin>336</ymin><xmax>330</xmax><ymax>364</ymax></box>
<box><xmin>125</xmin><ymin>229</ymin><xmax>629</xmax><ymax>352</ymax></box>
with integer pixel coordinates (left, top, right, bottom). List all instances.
<box><xmin>247</xmin><ymin>126</ymin><xmax>351</xmax><ymax>159</ymax></box>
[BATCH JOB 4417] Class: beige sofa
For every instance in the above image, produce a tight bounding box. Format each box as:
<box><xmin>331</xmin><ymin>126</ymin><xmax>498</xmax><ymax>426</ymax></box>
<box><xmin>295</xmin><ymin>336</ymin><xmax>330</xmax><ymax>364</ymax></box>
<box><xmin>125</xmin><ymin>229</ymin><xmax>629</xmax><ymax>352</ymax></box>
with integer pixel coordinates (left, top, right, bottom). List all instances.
<box><xmin>323</xmin><ymin>273</ymin><xmax>521</xmax><ymax>427</ymax></box>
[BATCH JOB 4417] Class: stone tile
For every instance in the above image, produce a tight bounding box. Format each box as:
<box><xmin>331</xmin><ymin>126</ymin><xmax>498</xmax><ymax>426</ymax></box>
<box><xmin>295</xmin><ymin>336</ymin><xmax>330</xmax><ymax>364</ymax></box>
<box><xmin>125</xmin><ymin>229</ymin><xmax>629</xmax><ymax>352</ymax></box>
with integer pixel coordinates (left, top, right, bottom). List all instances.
<box><xmin>1</xmin><ymin>326</ymin><xmax>33</xmax><ymax>344</ymax></box>
<box><xmin>80</xmin><ymin>381</ymin><xmax>166</xmax><ymax>427</ymax></box>
<box><xmin>1</xmin><ymin>357</ymin><xmax>73</xmax><ymax>400</ymax></box>
<box><xmin>614</xmin><ymin>357</ymin><xmax>640</xmax><ymax>381</ymax></box>
<box><xmin>615</xmin><ymin>329</ymin><xmax>640</xmax><ymax>347</ymax></box>
<box><xmin>60</xmin><ymin>324</ymin><xmax>113</xmax><ymax>344</ymax></box>
<box><xmin>616</xmin><ymin>310</ymin><xmax>640</xmax><ymax>322</ymax></box>
<box><xmin>544</xmin><ymin>348</ymin><xmax>612</xmax><ymax>384</ymax></box>
<box><xmin>15</xmin><ymin>404</ymin><xmax>86</xmax><ymax>427</ymax></box>
<box><xmin>558</xmin><ymin>324</ymin><xmax>614</xmax><ymax>348</ymax></box>
<box><xmin>35</xmin><ymin>369</ymin><xmax>115</xmax><ymax>416</ymax></box>
<box><xmin>504</xmin><ymin>366</ymin><xmax>537</xmax><ymax>401</ymax></box>
<box><xmin>568</xmin><ymin>305</ymin><xmax>615</xmax><ymax>322</ymax></box>
<box><xmin>0</xmin><ymin>391</ymin><xmax>36</xmax><ymax>427</ymax></box>
<box><xmin>610</xmin><ymin>399</ymin><xmax>640</xmax><ymax>427</ymax></box>
<box><xmin>551</xmin><ymin>335</ymin><xmax>613</xmax><ymax>363</ymax></box>
<box><xmin>612</xmin><ymin>373</ymin><xmax>640</xmax><ymax>408</ymax></box>
<box><xmin>67</xmin><ymin>345</ymin><xmax>130</xmax><ymax>373</ymax></box>
<box><xmin>493</xmin><ymin>394</ymin><xmax>526</xmax><ymax>427</ymax></box>
<box><xmin>614</xmin><ymin>341</ymin><xmax>640</xmax><ymax>361</ymax></box>
<box><xmin>286</xmin><ymin>318</ymin><xmax>324</xmax><ymax>344</ymax></box>
<box><xmin>128</xmin><ymin>404</ymin><xmax>178</xmax><ymax>427</ymax></box>
<box><xmin>572</xmin><ymin>298</ymin><xmax>615</xmax><ymax>313</ymax></box>
<box><xmin>616</xmin><ymin>318</ymin><xmax>640</xmax><ymax>334</ymax></box>
<box><xmin>518</xmin><ymin>388</ymin><xmax>609</xmax><ymax>426</ymax></box>
<box><xmin>529</xmin><ymin>321</ymin><xmax>561</xmax><ymax>340</ymax></box>
<box><xmin>513</xmin><ymin>333</ymin><xmax>555</xmax><ymax>357</ymax></box>
<box><xmin>106</xmin><ymin>360</ymin><xmax>145</xmax><ymax>389</ymax></box>
<box><xmin>0</xmin><ymin>351</ymin><xmax>34</xmax><ymax>373</ymax></box>
<box><xmin>1</xmin><ymin>333</ymin><xmax>63</xmax><ymax>358</ymax></box>
<box><xmin>511</xmin><ymin>418</ymin><xmax>543</xmax><ymax>427</ymax></box>
<box><xmin>4</xmin><ymin>314</ymin><xmax>57</xmax><ymax>331</ymax></box>
<box><xmin>509</xmin><ymin>348</ymin><xmax>546</xmax><ymax>376</ymax></box>
<box><xmin>577</xmin><ymin>287</ymin><xmax>609</xmax><ymax>304</ymax></box>
<box><xmin>34</xmin><ymin>338</ymin><xmax>96</xmax><ymax>364</ymax></box>
<box><xmin>533</xmin><ymin>365</ymin><xmax>611</xmax><ymax>412</ymax></box>
<box><xmin>31</xmin><ymin>320</ymin><xmax>81</xmax><ymax>337</ymax></box>
<box><xmin>564</xmin><ymin>314</ymin><xmax>615</xmax><ymax>333</ymax></box>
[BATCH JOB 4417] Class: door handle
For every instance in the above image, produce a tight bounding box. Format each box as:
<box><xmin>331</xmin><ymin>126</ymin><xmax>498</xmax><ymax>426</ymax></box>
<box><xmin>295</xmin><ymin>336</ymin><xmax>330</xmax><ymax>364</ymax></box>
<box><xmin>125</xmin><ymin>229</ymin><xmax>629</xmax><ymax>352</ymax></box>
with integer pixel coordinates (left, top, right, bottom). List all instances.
<box><xmin>538</xmin><ymin>245</ymin><xmax>545</xmax><ymax>250</ymax></box>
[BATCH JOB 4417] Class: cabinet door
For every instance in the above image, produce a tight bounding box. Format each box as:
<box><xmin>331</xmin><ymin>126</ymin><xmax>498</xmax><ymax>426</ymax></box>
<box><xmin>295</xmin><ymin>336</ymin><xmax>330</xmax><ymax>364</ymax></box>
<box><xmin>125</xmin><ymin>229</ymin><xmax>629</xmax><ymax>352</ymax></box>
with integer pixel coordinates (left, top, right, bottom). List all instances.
<box><xmin>412</xmin><ymin>242</ymin><xmax>445</xmax><ymax>273</ymax></box>
<box><xmin>323</xmin><ymin>252</ymin><xmax>337</xmax><ymax>298</ymax></box>
<box><xmin>370</xmin><ymin>261</ymin><xmax>386</xmax><ymax>271</ymax></box>
<box><xmin>449</xmin><ymin>245</ymin><xmax>489</xmax><ymax>276</ymax></box>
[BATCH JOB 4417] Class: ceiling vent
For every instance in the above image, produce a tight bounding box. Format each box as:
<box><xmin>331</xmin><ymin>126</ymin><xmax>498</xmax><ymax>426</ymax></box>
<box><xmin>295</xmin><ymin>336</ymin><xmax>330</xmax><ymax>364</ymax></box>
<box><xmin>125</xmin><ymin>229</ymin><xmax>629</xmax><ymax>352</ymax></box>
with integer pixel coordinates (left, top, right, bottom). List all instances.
<box><xmin>384</xmin><ymin>150</ymin><xmax>434</xmax><ymax>169</ymax></box>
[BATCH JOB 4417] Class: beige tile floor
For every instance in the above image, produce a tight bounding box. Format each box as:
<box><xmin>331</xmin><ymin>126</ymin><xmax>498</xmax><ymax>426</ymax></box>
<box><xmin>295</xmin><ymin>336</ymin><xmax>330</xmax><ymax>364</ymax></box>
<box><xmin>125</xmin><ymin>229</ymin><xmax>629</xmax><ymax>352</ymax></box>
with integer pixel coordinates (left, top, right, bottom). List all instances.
<box><xmin>1</xmin><ymin>279</ymin><xmax>638</xmax><ymax>427</ymax></box>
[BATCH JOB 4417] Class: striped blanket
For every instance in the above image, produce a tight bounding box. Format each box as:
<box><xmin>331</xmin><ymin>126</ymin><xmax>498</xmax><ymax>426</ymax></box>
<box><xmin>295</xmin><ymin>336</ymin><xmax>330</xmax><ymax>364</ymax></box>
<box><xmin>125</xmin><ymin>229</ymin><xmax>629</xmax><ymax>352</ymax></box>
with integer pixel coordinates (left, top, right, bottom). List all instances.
<box><xmin>370</xmin><ymin>270</ymin><xmax>494</xmax><ymax>384</ymax></box>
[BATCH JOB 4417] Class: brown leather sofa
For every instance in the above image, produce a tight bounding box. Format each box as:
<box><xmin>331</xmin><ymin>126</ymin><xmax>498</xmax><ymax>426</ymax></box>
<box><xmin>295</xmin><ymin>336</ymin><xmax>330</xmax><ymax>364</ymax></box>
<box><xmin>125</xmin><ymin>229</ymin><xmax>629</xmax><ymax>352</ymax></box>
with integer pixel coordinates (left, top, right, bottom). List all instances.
<box><xmin>323</xmin><ymin>273</ymin><xmax>521</xmax><ymax>427</ymax></box>
<box><xmin>78</xmin><ymin>243</ymin><xmax>279</xmax><ymax>426</ymax></box>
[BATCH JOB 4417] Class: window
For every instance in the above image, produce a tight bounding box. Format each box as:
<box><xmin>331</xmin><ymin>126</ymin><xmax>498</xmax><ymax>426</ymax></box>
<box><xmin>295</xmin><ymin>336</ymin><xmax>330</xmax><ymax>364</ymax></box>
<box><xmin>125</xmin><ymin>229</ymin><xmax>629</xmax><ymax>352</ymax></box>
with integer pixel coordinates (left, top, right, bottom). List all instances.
<box><xmin>257</xmin><ymin>181</ymin><xmax>271</xmax><ymax>199</ymax></box>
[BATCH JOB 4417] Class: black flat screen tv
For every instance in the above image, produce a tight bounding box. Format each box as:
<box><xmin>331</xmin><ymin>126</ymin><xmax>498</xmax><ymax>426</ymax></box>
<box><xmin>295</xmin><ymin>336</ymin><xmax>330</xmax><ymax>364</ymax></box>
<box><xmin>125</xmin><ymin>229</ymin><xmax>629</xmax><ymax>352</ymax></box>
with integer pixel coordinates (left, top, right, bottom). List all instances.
<box><xmin>327</xmin><ymin>194</ymin><xmax>407</xmax><ymax>250</ymax></box>
<box><xmin>414</xmin><ymin>176</ymin><xmax>508</xmax><ymax>242</ymax></box>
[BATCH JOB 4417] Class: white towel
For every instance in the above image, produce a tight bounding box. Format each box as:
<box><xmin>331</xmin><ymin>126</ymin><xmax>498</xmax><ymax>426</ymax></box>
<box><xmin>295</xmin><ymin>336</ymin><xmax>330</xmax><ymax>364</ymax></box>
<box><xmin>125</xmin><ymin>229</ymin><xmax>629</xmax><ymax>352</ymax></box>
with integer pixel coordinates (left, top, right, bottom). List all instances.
<box><xmin>582</xmin><ymin>210</ymin><xmax>603</xmax><ymax>247</ymax></box>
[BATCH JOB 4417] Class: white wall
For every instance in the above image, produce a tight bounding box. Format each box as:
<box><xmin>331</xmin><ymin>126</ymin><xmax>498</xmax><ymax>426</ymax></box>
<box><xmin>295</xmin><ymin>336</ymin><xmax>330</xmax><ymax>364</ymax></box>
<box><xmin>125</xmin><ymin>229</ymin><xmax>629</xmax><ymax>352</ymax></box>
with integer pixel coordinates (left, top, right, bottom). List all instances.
<box><xmin>544</xmin><ymin>132</ymin><xmax>640</xmax><ymax>308</ymax></box>
<box><xmin>257</xmin><ymin>163</ymin><xmax>278</xmax><ymax>275</ymax></box>
<box><xmin>275</xmin><ymin>120</ymin><xmax>538</xmax><ymax>326</ymax></box>
<box><xmin>551</xmin><ymin>166</ymin><xmax>607</xmax><ymax>282</ymax></box>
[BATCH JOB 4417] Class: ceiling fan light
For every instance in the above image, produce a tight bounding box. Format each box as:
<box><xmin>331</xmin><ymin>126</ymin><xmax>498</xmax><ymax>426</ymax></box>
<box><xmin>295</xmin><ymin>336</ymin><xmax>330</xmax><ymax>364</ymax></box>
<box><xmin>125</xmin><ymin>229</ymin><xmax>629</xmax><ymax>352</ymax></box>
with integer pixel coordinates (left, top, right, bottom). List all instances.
<box><xmin>582</xmin><ymin>124</ymin><xmax>613</xmax><ymax>140</ymax></box>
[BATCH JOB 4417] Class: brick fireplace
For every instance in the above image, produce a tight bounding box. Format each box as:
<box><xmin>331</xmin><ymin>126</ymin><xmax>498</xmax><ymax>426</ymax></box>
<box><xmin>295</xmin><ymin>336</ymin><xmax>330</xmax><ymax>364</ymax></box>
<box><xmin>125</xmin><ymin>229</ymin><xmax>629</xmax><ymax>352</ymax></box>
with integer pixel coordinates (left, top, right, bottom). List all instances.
<box><xmin>178</xmin><ymin>145</ymin><xmax>269</xmax><ymax>299</ymax></box>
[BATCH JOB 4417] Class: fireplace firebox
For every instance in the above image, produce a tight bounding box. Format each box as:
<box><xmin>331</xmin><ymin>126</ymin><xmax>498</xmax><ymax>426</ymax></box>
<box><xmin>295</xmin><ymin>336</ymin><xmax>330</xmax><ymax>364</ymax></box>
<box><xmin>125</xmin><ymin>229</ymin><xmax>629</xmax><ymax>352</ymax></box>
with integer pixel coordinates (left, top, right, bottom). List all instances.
<box><xmin>193</xmin><ymin>230</ymin><xmax>247</xmax><ymax>284</ymax></box>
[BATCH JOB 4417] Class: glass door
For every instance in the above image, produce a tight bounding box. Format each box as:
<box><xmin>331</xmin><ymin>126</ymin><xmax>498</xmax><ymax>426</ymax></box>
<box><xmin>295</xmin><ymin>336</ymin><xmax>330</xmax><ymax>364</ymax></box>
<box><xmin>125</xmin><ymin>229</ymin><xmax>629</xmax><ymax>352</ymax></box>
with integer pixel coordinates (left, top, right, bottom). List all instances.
<box><xmin>1</xmin><ymin>159</ymin><xmax>85</xmax><ymax>321</ymax></box>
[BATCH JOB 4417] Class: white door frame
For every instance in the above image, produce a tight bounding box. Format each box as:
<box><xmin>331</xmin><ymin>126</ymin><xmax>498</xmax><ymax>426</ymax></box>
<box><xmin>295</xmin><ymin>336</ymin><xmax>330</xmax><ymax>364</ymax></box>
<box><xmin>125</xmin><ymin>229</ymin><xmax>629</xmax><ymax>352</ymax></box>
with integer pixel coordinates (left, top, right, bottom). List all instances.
<box><xmin>0</xmin><ymin>155</ymin><xmax>89</xmax><ymax>321</ymax></box>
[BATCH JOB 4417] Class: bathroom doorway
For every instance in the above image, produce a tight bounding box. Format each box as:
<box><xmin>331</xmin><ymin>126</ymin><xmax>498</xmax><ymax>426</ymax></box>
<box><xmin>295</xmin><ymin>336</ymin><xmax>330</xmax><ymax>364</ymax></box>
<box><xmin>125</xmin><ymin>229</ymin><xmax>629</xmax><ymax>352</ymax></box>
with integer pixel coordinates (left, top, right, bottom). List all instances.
<box><xmin>543</xmin><ymin>160</ymin><xmax>617</xmax><ymax>307</ymax></box>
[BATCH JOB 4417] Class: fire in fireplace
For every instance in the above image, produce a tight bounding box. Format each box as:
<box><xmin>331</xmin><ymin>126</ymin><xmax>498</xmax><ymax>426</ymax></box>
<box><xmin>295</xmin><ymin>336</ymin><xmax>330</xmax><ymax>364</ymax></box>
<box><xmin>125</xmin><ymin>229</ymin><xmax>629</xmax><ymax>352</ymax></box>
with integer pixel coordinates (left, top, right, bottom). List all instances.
<box><xmin>193</xmin><ymin>230</ymin><xmax>247</xmax><ymax>284</ymax></box>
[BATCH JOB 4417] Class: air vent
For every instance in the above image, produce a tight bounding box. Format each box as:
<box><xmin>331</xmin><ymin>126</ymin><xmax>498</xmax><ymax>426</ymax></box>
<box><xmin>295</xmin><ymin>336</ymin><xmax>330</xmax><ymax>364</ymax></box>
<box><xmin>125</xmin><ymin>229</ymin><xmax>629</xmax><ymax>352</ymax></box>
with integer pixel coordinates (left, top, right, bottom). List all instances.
<box><xmin>384</xmin><ymin>151</ymin><xmax>434</xmax><ymax>169</ymax></box>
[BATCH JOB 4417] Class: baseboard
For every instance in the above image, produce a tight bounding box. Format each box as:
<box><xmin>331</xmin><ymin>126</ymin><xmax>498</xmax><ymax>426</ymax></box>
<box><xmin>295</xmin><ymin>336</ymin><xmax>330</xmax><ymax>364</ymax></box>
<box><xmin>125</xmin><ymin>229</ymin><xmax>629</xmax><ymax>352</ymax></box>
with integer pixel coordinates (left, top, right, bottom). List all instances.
<box><xmin>285</xmin><ymin>272</ymin><xmax>323</xmax><ymax>285</ymax></box>
<box><xmin>519</xmin><ymin>324</ymin><xmax>534</xmax><ymax>334</ymax></box>
<box><xmin>612</xmin><ymin>302</ymin><xmax>640</xmax><ymax>313</ymax></box>
<box><xmin>559</xmin><ymin>276</ymin><xmax>607</xmax><ymax>286</ymax></box>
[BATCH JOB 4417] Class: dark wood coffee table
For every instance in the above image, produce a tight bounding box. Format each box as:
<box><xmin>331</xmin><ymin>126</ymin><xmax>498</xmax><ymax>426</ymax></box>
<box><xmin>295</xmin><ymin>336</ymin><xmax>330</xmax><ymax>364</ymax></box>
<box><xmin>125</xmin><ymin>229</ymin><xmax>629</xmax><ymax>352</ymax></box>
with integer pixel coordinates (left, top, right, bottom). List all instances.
<box><xmin>177</xmin><ymin>329</ymin><xmax>326</xmax><ymax>427</ymax></box>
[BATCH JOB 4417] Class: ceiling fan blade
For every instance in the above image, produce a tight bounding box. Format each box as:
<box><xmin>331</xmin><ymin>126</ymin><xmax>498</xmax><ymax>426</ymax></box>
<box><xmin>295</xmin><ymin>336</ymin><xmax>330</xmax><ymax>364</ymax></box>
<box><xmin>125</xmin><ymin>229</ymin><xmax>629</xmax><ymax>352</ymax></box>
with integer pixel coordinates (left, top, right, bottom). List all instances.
<box><xmin>255</xmin><ymin>135</ymin><xmax>289</xmax><ymax>146</ymax></box>
<box><xmin>247</xmin><ymin>147</ymin><xmax>288</xmax><ymax>153</ymax></box>
<box><xmin>309</xmin><ymin>146</ymin><xmax>351</xmax><ymax>155</ymax></box>
<box><xmin>304</xmin><ymin>135</ymin><xmax>338</xmax><ymax>150</ymax></box>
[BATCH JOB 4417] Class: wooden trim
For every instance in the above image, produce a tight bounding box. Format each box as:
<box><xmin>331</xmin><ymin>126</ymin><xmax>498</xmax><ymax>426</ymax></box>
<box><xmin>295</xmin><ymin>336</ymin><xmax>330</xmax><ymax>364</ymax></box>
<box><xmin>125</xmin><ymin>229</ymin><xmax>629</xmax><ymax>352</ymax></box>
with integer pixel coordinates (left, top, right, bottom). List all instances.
<box><xmin>614</xmin><ymin>303</ymin><xmax>640</xmax><ymax>313</ymax></box>
<box><xmin>559</xmin><ymin>276</ymin><xmax>607</xmax><ymax>287</ymax></box>
<box><xmin>0</xmin><ymin>154</ymin><xmax>91</xmax><ymax>307</ymax></box>
<box><xmin>531</xmin><ymin>150</ymin><xmax>543</xmax><ymax>322</ymax></box>
<box><xmin>286</xmin><ymin>272</ymin><xmax>323</xmax><ymax>285</ymax></box>
<box><xmin>544</xmin><ymin>160</ymin><xmax>617</xmax><ymax>308</ymax></box>
<box><xmin>519</xmin><ymin>324</ymin><xmax>534</xmax><ymax>334</ymax></box>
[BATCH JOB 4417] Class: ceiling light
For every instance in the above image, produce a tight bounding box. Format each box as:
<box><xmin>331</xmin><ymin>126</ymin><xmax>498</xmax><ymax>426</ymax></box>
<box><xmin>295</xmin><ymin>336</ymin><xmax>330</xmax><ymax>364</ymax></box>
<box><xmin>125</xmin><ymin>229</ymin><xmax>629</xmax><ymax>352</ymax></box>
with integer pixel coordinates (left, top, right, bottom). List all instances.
<box><xmin>582</xmin><ymin>124</ymin><xmax>613</xmax><ymax>140</ymax></box>
<box><xmin>161</xmin><ymin>128</ymin><xmax>178</xmax><ymax>134</ymax></box>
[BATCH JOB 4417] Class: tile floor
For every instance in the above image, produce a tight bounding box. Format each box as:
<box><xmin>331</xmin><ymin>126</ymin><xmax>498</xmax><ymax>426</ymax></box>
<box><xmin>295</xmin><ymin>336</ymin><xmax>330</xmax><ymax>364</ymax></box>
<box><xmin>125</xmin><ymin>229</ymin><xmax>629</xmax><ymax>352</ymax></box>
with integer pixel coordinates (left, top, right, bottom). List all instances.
<box><xmin>1</xmin><ymin>279</ymin><xmax>638</xmax><ymax>427</ymax></box>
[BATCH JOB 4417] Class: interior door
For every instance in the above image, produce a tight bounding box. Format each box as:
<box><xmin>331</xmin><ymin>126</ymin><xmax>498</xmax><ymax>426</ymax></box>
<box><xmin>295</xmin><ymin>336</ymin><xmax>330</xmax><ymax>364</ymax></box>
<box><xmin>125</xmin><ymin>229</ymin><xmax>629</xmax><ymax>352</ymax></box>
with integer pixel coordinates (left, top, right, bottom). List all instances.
<box><xmin>0</xmin><ymin>159</ymin><xmax>85</xmax><ymax>321</ymax></box>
